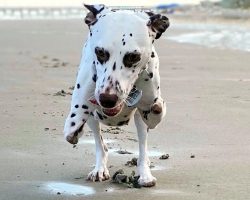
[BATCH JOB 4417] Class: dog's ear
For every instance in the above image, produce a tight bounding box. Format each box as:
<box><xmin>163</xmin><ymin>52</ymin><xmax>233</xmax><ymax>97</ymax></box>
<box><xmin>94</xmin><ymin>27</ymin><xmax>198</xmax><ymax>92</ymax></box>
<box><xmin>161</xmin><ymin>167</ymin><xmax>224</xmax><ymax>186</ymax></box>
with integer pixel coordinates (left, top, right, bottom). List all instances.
<box><xmin>147</xmin><ymin>14</ymin><xmax>170</xmax><ymax>39</ymax></box>
<box><xmin>84</xmin><ymin>4</ymin><xmax>105</xmax><ymax>26</ymax></box>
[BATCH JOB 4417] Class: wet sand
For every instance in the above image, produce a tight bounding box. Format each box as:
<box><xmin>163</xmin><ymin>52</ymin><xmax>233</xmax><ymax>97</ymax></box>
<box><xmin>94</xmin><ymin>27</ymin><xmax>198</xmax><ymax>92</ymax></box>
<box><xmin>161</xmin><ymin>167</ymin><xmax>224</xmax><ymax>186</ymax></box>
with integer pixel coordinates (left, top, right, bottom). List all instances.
<box><xmin>0</xmin><ymin>19</ymin><xmax>250</xmax><ymax>200</ymax></box>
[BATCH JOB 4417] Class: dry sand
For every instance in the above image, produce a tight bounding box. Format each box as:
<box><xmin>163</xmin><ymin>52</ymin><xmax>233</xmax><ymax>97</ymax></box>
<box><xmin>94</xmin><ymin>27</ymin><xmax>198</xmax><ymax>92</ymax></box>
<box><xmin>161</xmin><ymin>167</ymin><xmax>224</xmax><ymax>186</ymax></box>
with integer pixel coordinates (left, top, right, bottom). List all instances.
<box><xmin>0</xmin><ymin>19</ymin><xmax>250</xmax><ymax>200</ymax></box>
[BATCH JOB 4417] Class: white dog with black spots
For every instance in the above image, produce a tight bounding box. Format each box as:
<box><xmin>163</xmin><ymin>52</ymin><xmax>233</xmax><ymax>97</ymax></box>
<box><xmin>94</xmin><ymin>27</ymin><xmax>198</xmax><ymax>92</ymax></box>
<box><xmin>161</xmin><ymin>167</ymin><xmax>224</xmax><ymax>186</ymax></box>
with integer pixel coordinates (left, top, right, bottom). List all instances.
<box><xmin>64</xmin><ymin>4</ymin><xmax>169</xmax><ymax>187</ymax></box>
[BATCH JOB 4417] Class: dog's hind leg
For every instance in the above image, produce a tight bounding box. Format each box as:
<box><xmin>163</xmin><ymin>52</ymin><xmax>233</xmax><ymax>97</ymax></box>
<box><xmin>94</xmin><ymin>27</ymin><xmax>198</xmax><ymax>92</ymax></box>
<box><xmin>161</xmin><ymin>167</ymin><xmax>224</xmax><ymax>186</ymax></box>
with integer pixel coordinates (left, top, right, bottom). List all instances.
<box><xmin>134</xmin><ymin>110</ymin><xmax>156</xmax><ymax>187</ymax></box>
<box><xmin>86</xmin><ymin>117</ymin><xmax>110</xmax><ymax>182</ymax></box>
<box><xmin>64</xmin><ymin>43</ymin><xmax>96</xmax><ymax>144</ymax></box>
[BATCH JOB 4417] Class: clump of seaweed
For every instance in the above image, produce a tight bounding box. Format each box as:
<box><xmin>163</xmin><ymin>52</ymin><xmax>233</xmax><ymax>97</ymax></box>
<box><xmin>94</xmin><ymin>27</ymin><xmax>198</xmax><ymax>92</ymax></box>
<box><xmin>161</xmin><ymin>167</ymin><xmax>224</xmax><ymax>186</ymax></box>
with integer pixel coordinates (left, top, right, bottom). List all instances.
<box><xmin>112</xmin><ymin>169</ymin><xmax>141</xmax><ymax>188</ymax></box>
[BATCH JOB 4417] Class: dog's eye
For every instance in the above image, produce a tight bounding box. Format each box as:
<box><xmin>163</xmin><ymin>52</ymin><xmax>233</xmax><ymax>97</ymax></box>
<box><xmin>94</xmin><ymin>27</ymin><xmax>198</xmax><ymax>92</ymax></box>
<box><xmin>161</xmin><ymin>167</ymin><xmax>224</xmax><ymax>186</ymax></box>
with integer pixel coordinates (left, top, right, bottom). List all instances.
<box><xmin>123</xmin><ymin>53</ymin><xmax>141</xmax><ymax>68</ymax></box>
<box><xmin>95</xmin><ymin>47</ymin><xmax>110</xmax><ymax>64</ymax></box>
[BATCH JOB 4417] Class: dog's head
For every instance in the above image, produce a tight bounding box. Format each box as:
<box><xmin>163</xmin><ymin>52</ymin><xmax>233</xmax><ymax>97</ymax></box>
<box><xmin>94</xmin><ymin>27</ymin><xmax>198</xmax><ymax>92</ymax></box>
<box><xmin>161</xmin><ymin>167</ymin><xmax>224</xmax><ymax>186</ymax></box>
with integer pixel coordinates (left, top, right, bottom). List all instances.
<box><xmin>84</xmin><ymin>4</ymin><xmax>169</xmax><ymax>117</ymax></box>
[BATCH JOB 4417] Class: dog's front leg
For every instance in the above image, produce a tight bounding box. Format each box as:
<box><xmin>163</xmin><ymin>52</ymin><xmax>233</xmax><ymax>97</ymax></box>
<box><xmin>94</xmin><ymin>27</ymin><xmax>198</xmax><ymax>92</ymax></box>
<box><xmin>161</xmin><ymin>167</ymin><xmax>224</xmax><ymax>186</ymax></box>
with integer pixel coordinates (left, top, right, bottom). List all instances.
<box><xmin>135</xmin><ymin>48</ymin><xmax>166</xmax><ymax>129</ymax></box>
<box><xmin>134</xmin><ymin>111</ymin><xmax>156</xmax><ymax>187</ymax></box>
<box><xmin>86</xmin><ymin>117</ymin><xmax>110</xmax><ymax>182</ymax></box>
<box><xmin>64</xmin><ymin>43</ymin><xmax>96</xmax><ymax>144</ymax></box>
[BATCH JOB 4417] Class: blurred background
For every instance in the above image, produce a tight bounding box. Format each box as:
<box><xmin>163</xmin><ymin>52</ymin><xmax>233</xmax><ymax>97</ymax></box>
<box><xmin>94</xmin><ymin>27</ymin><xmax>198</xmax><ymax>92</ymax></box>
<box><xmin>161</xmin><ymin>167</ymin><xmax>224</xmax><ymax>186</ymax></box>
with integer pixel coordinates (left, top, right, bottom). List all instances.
<box><xmin>1</xmin><ymin>0</ymin><xmax>249</xmax><ymax>51</ymax></box>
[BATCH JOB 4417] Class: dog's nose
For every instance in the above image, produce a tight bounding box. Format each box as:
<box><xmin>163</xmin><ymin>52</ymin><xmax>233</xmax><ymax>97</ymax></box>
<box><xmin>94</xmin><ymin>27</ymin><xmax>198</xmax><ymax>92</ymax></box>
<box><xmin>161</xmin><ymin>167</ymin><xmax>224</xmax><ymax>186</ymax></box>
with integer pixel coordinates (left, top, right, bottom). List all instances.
<box><xmin>99</xmin><ymin>93</ymin><xmax>118</xmax><ymax>108</ymax></box>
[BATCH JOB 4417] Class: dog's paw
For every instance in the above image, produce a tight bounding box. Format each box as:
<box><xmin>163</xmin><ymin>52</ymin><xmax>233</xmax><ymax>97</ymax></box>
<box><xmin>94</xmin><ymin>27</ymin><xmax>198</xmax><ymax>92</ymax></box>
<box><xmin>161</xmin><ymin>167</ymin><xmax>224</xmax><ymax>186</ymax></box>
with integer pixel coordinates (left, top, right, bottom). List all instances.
<box><xmin>150</xmin><ymin>97</ymin><xmax>166</xmax><ymax>115</ymax></box>
<box><xmin>87</xmin><ymin>167</ymin><xmax>110</xmax><ymax>182</ymax></box>
<box><xmin>151</xmin><ymin>102</ymin><xmax>162</xmax><ymax>114</ymax></box>
<box><xmin>138</xmin><ymin>165</ymin><xmax>156</xmax><ymax>187</ymax></box>
<box><xmin>64</xmin><ymin>113</ymin><xmax>87</xmax><ymax>144</ymax></box>
<box><xmin>138</xmin><ymin>173</ymin><xmax>157</xmax><ymax>187</ymax></box>
<box><xmin>64</xmin><ymin>123</ymin><xmax>84</xmax><ymax>144</ymax></box>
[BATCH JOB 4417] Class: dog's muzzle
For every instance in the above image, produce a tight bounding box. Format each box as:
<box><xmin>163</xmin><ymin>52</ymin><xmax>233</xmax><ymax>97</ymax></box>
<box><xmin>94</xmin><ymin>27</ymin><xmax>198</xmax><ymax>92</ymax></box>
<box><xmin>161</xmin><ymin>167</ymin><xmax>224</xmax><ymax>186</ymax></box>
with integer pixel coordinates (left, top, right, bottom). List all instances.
<box><xmin>99</xmin><ymin>93</ymin><xmax>118</xmax><ymax>108</ymax></box>
<box><xmin>89</xmin><ymin>88</ymin><xmax>142</xmax><ymax>117</ymax></box>
<box><xmin>99</xmin><ymin>93</ymin><xmax>123</xmax><ymax>117</ymax></box>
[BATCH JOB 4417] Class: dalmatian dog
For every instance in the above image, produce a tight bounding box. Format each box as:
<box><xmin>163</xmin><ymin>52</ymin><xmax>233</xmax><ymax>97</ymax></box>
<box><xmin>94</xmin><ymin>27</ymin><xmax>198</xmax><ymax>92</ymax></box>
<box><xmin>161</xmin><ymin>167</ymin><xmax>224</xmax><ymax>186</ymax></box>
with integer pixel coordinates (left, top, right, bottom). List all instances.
<box><xmin>64</xmin><ymin>4</ymin><xmax>169</xmax><ymax>187</ymax></box>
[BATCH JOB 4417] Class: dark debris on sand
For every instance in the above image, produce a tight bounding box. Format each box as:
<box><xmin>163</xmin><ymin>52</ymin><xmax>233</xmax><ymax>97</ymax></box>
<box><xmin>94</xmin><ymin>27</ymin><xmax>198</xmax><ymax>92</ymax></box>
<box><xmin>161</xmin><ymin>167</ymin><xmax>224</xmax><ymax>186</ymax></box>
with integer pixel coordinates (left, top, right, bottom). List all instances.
<box><xmin>112</xmin><ymin>169</ymin><xmax>141</xmax><ymax>188</ymax></box>
<box><xmin>53</xmin><ymin>89</ymin><xmax>72</xmax><ymax>97</ymax></box>
<box><xmin>190</xmin><ymin>154</ymin><xmax>195</xmax><ymax>158</ymax></box>
<box><xmin>116</xmin><ymin>150</ymin><xmax>133</xmax><ymax>155</ymax></box>
<box><xmin>159</xmin><ymin>154</ymin><xmax>170</xmax><ymax>160</ymax></box>
<box><xmin>125</xmin><ymin>157</ymin><xmax>138</xmax><ymax>167</ymax></box>
<box><xmin>40</xmin><ymin>56</ymin><xmax>69</xmax><ymax>68</ymax></box>
<box><xmin>102</xmin><ymin>127</ymin><xmax>122</xmax><ymax>134</ymax></box>
<box><xmin>125</xmin><ymin>158</ymin><xmax>155</xmax><ymax>169</ymax></box>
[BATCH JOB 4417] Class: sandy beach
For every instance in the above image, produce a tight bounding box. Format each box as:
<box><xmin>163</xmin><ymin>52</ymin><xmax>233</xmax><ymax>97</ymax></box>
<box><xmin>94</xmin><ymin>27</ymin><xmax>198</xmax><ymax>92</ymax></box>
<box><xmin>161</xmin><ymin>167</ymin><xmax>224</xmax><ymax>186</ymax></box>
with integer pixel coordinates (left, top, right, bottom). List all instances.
<box><xmin>0</xmin><ymin>17</ymin><xmax>250</xmax><ymax>200</ymax></box>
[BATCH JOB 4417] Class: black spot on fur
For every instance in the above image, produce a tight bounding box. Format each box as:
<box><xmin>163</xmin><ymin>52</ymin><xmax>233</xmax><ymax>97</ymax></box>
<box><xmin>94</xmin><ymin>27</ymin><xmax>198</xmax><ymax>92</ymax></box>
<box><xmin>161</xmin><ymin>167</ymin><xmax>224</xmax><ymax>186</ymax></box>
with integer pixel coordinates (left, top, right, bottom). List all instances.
<box><xmin>71</xmin><ymin>113</ymin><xmax>76</xmax><ymax>118</ymax></box>
<box><xmin>84</xmin><ymin>111</ymin><xmax>89</xmax><ymax>114</ymax></box>
<box><xmin>117</xmin><ymin>119</ymin><xmax>130</xmax><ymax>126</ymax></box>
<box><xmin>142</xmin><ymin>110</ymin><xmax>150</xmax><ymax>120</ymax></box>
<box><xmin>132</xmin><ymin>69</ymin><xmax>135</xmax><ymax>73</ymax></box>
<box><xmin>149</xmin><ymin>72</ymin><xmax>153</xmax><ymax>78</ymax></box>
<box><xmin>73</xmin><ymin>124</ymin><xmax>83</xmax><ymax>137</ymax></box>
<box><xmin>96</xmin><ymin>111</ymin><xmax>103</xmax><ymax>120</ymax></box>
<box><xmin>93</xmin><ymin>61</ymin><xmax>95</xmax><ymax>65</ymax></box>
<box><xmin>151</xmin><ymin>52</ymin><xmax>155</xmax><ymax>58</ymax></box>
<box><xmin>123</xmin><ymin>52</ymin><xmax>141</xmax><ymax>68</ymax></box>
<box><xmin>82</xmin><ymin>105</ymin><xmax>88</xmax><ymax>109</ymax></box>
<box><xmin>115</xmin><ymin>80</ymin><xmax>121</xmax><ymax>91</ymax></box>
<box><xmin>73</xmin><ymin>130</ymin><xmax>78</xmax><ymax>137</ymax></box>
<box><xmin>130</xmin><ymin>33</ymin><xmax>133</xmax><ymax>37</ymax></box>
<box><xmin>144</xmin><ymin>78</ymin><xmax>149</xmax><ymax>81</ymax></box>
<box><xmin>71</xmin><ymin>122</ymin><xmax>75</xmax><ymax>126</ymax></box>
<box><xmin>77</xmin><ymin>83</ymin><xmax>80</xmax><ymax>89</ymax></box>
<box><xmin>95</xmin><ymin>47</ymin><xmax>110</xmax><ymax>65</ymax></box>
<box><xmin>157</xmin><ymin>86</ymin><xmax>160</xmax><ymax>90</ymax></box>
<box><xmin>75</xmin><ymin>105</ymin><xmax>79</xmax><ymax>108</ymax></box>
<box><xmin>92</xmin><ymin>74</ymin><xmax>97</xmax><ymax>82</ymax></box>
<box><xmin>90</xmin><ymin>32</ymin><xmax>92</xmax><ymax>36</ymax></box>
<box><xmin>104</xmin><ymin>68</ymin><xmax>107</xmax><ymax>73</ymax></box>
<box><xmin>154</xmin><ymin>97</ymin><xmax>158</xmax><ymax>102</ymax></box>
<box><xmin>123</xmin><ymin>42</ymin><xmax>126</xmax><ymax>46</ymax></box>
<box><xmin>145</xmin><ymin>11</ymin><xmax>154</xmax><ymax>16</ymax></box>
<box><xmin>103</xmin><ymin>115</ymin><xmax>107</xmax><ymax>119</ymax></box>
<box><xmin>113</xmin><ymin>62</ymin><xmax>116</xmax><ymax>71</ymax></box>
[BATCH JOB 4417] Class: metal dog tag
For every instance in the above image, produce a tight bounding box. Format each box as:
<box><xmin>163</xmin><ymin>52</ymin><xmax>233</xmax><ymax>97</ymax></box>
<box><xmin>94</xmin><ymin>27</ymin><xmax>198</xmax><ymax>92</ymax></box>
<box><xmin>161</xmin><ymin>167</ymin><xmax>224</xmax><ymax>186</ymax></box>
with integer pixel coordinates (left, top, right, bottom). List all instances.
<box><xmin>126</xmin><ymin>87</ymin><xmax>142</xmax><ymax>107</ymax></box>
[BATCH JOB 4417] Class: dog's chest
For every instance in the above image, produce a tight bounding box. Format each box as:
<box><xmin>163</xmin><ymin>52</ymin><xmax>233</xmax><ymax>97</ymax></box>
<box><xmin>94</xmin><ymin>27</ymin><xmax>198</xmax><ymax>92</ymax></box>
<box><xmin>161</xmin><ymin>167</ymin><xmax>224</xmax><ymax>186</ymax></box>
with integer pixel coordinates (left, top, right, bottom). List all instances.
<box><xmin>93</xmin><ymin>105</ymin><xmax>136</xmax><ymax>127</ymax></box>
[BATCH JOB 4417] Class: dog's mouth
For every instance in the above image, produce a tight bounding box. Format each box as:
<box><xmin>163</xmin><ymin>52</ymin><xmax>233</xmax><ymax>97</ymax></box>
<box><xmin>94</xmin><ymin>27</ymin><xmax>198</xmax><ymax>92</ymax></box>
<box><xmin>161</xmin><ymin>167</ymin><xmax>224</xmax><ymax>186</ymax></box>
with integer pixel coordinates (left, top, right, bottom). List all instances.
<box><xmin>89</xmin><ymin>98</ymin><xmax>124</xmax><ymax>117</ymax></box>
<box><xmin>102</xmin><ymin>102</ymin><xmax>124</xmax><ymax>117</ymax></box>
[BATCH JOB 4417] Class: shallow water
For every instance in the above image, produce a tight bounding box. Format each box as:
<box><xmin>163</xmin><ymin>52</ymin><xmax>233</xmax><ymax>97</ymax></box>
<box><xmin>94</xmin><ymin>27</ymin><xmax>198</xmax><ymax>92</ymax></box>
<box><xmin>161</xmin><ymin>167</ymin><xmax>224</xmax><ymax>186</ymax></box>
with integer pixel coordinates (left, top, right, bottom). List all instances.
<box><xmin>109</xmin><ymin>149</ymin><xmax>164</xmax><ymax>157</ymax></box>
<box><xmin>168</xmin><ymin>23</ymin><xmax>250</xmax><ymax>52</ymax></box>
<box><xmin>78</xmin><ymin>139</ymin><xmax>116</xmax><ymax>145</ymax></box>
<box><xmin>46</xmin><ymin>182</ymin><xmax>95</xmax><ymax>196</ymax></box>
